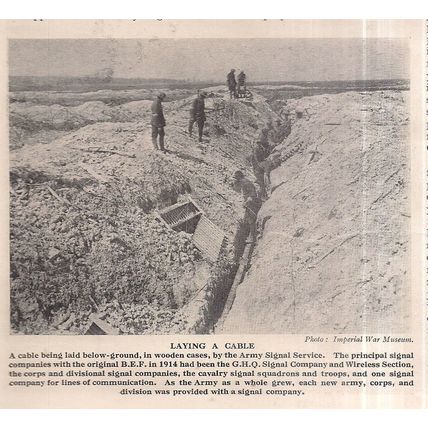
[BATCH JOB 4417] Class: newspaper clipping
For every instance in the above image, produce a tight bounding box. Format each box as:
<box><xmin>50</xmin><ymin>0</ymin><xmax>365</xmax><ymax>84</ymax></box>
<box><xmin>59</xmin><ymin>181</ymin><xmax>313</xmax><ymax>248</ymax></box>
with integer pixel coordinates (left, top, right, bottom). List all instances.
<box><xmin>0</xmin><ymin>19</ymin><xmax>426</xmax><ymax>408</ymax></box>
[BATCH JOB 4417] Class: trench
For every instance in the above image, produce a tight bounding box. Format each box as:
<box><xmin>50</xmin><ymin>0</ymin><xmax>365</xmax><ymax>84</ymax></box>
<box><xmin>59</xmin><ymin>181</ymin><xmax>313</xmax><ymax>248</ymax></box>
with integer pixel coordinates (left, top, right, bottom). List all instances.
<box><xmin>86</xmin><ymin>98</ymin><xmax>292</xmax><ymax>335</ymax></box>
<box><xmin>213</xmin><ymin>234</ymin><xmax>255</xmax><ymax>332</ymax></box>
<box><xmin>11</xmin><ymin>88</ymin><xmax>409</xmax><ymax>336</ymax></box>
<box><xmin>195</xmin><ymin>218</ymin><xmax>252</xmax><ymax>334</ymax></box>
<box><xmin>201</xmin><ymin>110</ymin><xmax>292</xmax><ymax>334</ymax></box>
<box><xmin>208</xmin><ymin>190</ymin><xmax>268</xmax><ymax>333</ymax></box>
<box><xmin>50</xmin><ymin>165</ymin><xmax>257</xmax><ymax>336</ymax></box>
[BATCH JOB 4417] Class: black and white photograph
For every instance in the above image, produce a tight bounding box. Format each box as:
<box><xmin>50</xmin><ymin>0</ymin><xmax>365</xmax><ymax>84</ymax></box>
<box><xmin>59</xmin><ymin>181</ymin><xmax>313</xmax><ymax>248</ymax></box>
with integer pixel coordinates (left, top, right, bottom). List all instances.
<box><xmin>9</xmin><ymin>37</ymin><xmax>411</xmax><ymax>335</ymax></box>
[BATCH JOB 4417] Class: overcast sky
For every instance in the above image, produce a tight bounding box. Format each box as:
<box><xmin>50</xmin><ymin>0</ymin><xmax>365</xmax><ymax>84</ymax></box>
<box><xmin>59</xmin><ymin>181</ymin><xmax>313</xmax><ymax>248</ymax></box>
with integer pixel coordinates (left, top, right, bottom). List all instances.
<box><xmin>9</xmin><ymin>38</ymin><xmax>409</xmax><ymax>82</ymax></box>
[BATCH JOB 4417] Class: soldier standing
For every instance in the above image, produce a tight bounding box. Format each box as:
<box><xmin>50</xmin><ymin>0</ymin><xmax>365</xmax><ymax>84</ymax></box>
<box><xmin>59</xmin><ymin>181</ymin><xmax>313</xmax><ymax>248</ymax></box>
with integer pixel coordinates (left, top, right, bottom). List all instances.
<box><xmin>232</xmin><ymin>170</ymin><xmax>262</xmax><ymax>243</ymax></box>
<box><xmin>188</xmin><ymin>90</ymin><xmax>207</xmax><ymax>143</ymax></box>
<box><xmin>227</xmin><ymin>69</ymin><xmax>237</xmax><ymax>99</ymax></box>
<box><xmin>251</xmin><ymin>137</ymin><xmax>270</xmax><ymax>199</ymax></box>
<box><xmin>151</xmin><ymin>92</ymin><xmax>166</xmax><ymax>152</ymax></box>
<box><xmin>237</xmin><ymin>70</ymin><xmax>246</xmax><ymax>95</ymax></box>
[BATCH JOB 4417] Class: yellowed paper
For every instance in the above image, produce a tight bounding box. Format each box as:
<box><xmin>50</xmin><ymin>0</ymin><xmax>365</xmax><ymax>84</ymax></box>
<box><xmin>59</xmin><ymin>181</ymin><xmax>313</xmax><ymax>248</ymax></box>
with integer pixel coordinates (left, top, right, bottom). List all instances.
<box><xmin>0</xmin><ymin>19</ymin><xmax>426</xmax><ymax>408</ymax></box>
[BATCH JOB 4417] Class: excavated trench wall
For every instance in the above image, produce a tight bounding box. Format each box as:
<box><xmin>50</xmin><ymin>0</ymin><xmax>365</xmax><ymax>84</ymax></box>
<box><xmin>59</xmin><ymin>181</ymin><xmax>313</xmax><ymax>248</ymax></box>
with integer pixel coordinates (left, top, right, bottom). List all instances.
<box><xmin>220</xmin><ymin>90</ymin><xmax>411</xmax><ymax>334</ymax></box>
<box><xmin>175</xmin><ymin>100</ymin><xmax>291</xmax><ymax>334</ymax></box>
<box><xmin>177</xmin><ymin>217</ymin><xmax>254</xmax><ymax>334</ymax></box>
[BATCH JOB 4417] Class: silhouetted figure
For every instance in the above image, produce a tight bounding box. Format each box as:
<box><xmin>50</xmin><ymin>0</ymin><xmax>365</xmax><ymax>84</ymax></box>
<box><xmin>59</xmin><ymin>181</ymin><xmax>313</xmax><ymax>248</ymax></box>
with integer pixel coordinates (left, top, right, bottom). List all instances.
<box><xmin>151</xmin><ymin>92</ymin><xmax>166</xmax><ymax>152</ymax></box>
<box><xmin>232</xmin><ymin>170</ymin><xmax>262</xmax><ymax>243</ymax></box>
<box><xmin>237</xmin><ymin>70</ymin><xmax>246</xmax><ymax>94</ymax></box>
<box><xmin>227</xmin><ymin>69</ymin><xmax>237</xmax><ymax>99</ymax></box>
<box><xmin>189</xmin><ymin>90</ymin><xmax>207</xmax><ymax>143</ymax></box>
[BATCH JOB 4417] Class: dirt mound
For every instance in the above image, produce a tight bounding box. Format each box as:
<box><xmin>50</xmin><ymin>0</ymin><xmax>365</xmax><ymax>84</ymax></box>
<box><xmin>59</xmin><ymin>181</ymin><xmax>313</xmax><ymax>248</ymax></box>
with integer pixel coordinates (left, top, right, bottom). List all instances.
<box><xmin>10</xmin><ymin>99</ymin><xmax>152</xmax><ymax>131</ymax></box>
<box><xmin>10</xmin><ymin>90</ymin><xmax>281</xmax><ymax>334</ymax></box>
<box><xmin>221</xmin><ymin>90</ymin><xmax>410</xmax><ymax>334</ymax></box>
<box><xmin>9</xmin><ymin>98</ymin><xmax>156</xmax><ymax>150</ymax></box>
<box><xmin>9</xmin><ymin>88</ymin><xmax>195</xmax><ymax>106</ymax></box>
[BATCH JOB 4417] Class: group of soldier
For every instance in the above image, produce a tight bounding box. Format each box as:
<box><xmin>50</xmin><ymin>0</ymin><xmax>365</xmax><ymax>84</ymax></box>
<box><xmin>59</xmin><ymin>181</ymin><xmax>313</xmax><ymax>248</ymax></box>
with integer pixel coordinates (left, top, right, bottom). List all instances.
<box><xmin>151</xmin><ymin>70</ymin><xmax>248</xmax><ymax>151</ymax></box>
<box><xmin>227</xmin><ymin>68</ymin><xmax>246</xmax><ymax>99</ymax></box>
<box><xmin>150</xmin><ymin>73</ymin><xmax>277</xmax><ymax>244</ymax></box>
<box><xmin>234</xmin><ymin>126</ymin><xmax>278</xmax><ymax>243</ymax></box>
<box><xmin>151</xmin><ymin>89</ymin><xmax>208</xmax><ymax>151</ymax></box>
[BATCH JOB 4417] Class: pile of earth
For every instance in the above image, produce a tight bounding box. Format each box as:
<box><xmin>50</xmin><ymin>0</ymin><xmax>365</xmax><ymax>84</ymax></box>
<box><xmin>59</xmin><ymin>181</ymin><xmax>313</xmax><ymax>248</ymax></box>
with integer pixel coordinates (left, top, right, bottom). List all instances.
<box><xmin>10</xmin><ymin>88</ymin><xmax>283</xmax><ymax>334</ymax></box>
<box><xmin>221</xmin><ymin>90</ymin><xmax>410</xmax><ymax>334</ymax></box>
<box><xmin>9</xmin><ymin>87</ymin><xmax>195</xmax><ymax>106</ymax></box>
<box><xmin>9</xmin><ymin>100</ymin><xmax>154</xmax><ymax>150</ymax></box>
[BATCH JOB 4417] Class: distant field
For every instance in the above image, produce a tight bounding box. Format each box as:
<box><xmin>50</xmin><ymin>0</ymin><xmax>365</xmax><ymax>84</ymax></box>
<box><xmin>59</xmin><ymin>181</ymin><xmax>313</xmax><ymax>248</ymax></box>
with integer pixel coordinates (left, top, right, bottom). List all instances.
<box><xmin>253</xmin><ymin>79</ymin><xmax>410</xmax><ymax>103</ymax></box>
<box><xmin>9</xmin><ymin>76</ymin><xmax>216</xmax><ymax>93</ymax></box>
<box><xmin>9</xmin><ymin>77</ymin><xmax>409</xmax><ymax>106</ymax></box>
<box><xmin>10</xmin><ymin>76</ymin><xmax>409</xmax><ymax>94</ymax></box>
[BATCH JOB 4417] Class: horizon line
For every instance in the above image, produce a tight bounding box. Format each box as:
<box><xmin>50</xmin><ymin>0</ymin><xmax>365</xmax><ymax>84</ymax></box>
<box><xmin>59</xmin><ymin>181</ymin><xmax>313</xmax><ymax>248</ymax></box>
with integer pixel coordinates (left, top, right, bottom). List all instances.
<box><xmin>9</xmin><ymin>76</ymin><xmax>410</xmax><ymax>83</ymax></box>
